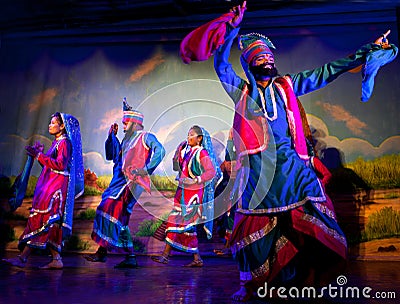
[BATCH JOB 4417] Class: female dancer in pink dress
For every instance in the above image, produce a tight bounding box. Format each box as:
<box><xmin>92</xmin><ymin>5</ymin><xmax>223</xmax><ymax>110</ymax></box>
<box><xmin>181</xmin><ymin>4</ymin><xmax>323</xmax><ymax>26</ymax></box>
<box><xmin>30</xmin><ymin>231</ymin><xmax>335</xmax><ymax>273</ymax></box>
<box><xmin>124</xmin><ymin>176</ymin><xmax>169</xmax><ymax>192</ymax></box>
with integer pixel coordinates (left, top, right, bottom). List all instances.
<box><xmin>3</xmin><ymin>112</ymin><xmax>83</xmax><ymax>269</ymax></box>
<box><xmin>152</xmin><ymin>125</ymin><xmax>221</xmax><ymax>267</ymax></box>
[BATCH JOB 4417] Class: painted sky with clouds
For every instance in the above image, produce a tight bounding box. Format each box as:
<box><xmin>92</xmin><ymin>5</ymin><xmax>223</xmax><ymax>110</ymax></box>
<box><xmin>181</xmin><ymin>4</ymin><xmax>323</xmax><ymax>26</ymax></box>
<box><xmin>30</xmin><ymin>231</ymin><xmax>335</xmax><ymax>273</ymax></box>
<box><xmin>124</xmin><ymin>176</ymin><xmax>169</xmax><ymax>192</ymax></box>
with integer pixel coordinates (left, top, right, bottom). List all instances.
<box><xmin>0</xmin><ymin>21</ymin><xmax>399</xmax><ymax>178</ymax></box>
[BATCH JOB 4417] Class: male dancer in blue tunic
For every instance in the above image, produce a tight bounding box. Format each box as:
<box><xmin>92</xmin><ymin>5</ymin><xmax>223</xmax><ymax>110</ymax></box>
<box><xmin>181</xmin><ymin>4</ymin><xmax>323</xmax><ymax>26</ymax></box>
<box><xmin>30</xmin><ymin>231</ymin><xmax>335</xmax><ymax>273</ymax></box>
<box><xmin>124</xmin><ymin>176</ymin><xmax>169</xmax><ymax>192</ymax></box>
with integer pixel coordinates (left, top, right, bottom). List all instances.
<box><xmin>84</xmin><ymin>99</ymin><xmax>165</xmax><ymax>268</ymax></box>
<box><xmin>209</xmin><ymin>1</ymin><xmax>398</xmax><ymax>301</ymax></box>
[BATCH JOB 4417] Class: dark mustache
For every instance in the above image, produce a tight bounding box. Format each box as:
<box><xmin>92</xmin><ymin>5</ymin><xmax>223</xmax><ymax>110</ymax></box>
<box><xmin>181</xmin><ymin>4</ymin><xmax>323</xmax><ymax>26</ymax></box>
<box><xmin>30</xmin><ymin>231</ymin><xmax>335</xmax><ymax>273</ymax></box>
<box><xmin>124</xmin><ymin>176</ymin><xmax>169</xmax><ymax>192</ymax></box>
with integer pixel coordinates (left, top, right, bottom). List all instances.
<box><xmin>249</xmin><ymin>63</ymin><xmax>278</xmax><ymax>77</ymax></box>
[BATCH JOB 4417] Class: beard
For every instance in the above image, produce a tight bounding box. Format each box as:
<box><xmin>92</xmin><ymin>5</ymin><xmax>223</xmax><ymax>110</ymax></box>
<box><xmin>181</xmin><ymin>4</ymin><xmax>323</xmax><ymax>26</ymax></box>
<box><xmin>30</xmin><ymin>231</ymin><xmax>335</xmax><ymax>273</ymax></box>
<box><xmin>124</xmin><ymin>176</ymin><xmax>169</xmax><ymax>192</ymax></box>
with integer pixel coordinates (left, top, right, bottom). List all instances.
<box><xmin>249</xmin><ymin>63</ymin><xmax>278</xmax><ymax>79</ymax></box>
<box><xmin>123</xmin><ymin>124</ymin><xmax>134</xmax><ymax>139</ymax></box>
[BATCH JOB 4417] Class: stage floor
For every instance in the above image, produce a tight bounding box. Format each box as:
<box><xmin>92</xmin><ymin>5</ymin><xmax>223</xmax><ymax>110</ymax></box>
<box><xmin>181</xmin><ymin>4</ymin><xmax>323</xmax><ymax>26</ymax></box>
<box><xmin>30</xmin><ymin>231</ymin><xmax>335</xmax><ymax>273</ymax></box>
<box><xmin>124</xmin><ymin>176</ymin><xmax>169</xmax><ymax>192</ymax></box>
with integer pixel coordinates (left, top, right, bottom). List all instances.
<box><xmin>1</xmin><ymin>252</ymin><xmax>399</xmax><ymax>304</ymax></box>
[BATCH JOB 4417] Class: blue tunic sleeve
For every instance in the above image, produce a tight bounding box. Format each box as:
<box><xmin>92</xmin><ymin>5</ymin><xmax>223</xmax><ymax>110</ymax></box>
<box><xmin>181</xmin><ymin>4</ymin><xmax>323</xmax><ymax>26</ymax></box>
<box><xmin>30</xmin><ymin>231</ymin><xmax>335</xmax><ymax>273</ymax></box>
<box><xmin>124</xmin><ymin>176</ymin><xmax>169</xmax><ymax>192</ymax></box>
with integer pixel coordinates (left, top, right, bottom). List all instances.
<box><xmin>105</xmin><ymin>132</ymin><xmax>121</xmax><ymax>163</ymax></box>
<box><xmin>289</xmin><ymin>43</ymin><xmax>398</xmax><ymax>97</ymax></box>
<box><xmin>214</xmin><ymin>24</ymin><xmax>247</xmax><ymax>103</ymax></box>
<box><xmin>144</xmin><ymin>133</ymin><xmax>165</xmax><ymax>175</ymax></box>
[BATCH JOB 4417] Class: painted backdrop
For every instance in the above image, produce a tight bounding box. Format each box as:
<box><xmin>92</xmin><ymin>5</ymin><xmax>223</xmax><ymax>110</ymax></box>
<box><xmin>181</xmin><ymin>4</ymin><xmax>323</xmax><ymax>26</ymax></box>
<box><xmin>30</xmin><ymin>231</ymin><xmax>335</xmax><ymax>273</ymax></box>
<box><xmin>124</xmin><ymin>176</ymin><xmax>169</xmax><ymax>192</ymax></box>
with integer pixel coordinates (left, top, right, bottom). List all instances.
<box><xmin>0</xmin><ymin>13</ymin><xmax>399</xmax><ymax>179</ymax></box>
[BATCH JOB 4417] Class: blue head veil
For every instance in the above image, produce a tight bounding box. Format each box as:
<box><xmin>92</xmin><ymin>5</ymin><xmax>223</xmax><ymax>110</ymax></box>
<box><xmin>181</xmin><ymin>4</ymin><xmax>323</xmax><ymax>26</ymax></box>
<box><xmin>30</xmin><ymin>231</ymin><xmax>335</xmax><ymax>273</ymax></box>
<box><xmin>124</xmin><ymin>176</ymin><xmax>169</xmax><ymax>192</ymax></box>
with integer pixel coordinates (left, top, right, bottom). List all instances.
<box><xmin>200</xmin><ymin>127</ymin><xmax>222</xmax><ymax>239</ymax></box>
<box><xmin>61</xmin><ymin>113</ymin><xmax>84</xmax><ymax>239</ymax></box>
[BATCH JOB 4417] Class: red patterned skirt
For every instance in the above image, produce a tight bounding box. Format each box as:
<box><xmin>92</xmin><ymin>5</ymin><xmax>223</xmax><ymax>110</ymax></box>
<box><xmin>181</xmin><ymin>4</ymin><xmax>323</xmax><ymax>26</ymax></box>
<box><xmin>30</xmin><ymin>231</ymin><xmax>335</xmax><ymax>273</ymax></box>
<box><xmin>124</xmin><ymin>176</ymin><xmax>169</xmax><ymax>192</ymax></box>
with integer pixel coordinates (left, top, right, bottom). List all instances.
<box><xmin>91</xmin><ymin>187</ymin><xmax>134</xmax><ymax>254</ymax></box>
<box><xmin>165</xmin><ymin>186</ymin><xmax>203</xmax><ymax>253</ymax></box>
<box><xmin>19</xmin><ymin>188</ymin><xmax>67</xmax><ymax>253</ymax></box>
<box><xmin>230</xmin><ymin>201</ymin><xmax>347</xmax><ymax>290</ymax></box>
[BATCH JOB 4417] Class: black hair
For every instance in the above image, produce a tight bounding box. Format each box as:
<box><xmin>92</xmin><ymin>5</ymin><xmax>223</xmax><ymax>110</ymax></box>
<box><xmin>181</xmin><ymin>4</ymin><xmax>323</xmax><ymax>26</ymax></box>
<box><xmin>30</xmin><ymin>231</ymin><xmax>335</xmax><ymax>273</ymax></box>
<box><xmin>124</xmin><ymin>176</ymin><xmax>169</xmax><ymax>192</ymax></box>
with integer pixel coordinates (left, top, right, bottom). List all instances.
<box><xmin>190</xmin><ymin>125</ymin><xmax>203</xmax><ymax>144</ymax></box>
<box><xmin>51</xmin><ymin>112</ymin><xmax>66</xmax><ymax>133</ymax></box>
<box><xmin>191</xmin><ymin>125</ymin><xmax>203</xmax><ymax>136</ymax></box>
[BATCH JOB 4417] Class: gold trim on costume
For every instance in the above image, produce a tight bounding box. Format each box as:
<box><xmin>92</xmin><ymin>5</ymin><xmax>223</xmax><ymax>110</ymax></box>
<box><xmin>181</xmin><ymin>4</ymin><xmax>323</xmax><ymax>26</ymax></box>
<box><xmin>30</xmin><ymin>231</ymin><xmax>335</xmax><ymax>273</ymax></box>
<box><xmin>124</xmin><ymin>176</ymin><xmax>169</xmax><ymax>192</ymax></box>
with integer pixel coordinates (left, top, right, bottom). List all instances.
<box><xmin>31</xmin><ymin>190</ymin><xmax>63</xmax><ymax>214</ymax></box>
<box><xmin>236</xmin><ymin>194</ymin><xmax>325</xmax><ymax>215</ymax></box>
<box><xmin>251</xmin><ymin>236</ymin><xmax>289</xmax><ymax>278</ymax></box>
<box><xmin>231</xmin><ymin>216</ymin><xmax>277</xmax><ymax>254</ymax></box>
<box><xmin>314</xmin><ymin>202</ymin><xmax>337</xmax><ymax>220</ymax></box>
<box><xmin>239</xmin><ymin>235</ymin><xmax>291</xmax><ymax>281</ymax></box>
<box><xmin>50</xmin><ymin>169</ymin><xmax>70</xmax><ymax>176</ymax></box>
<box><xmin>300</xmin><ymin>213</ymin><xmax>347</xmax><ymax>247</ymax></box>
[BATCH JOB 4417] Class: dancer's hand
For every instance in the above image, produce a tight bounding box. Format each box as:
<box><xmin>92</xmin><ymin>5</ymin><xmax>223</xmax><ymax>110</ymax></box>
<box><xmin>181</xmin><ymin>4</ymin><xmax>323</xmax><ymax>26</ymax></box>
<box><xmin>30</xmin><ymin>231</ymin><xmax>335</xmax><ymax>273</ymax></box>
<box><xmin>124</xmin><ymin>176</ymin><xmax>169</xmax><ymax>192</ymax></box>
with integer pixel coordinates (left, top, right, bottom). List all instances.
<box><xmin>180</xmin><ymin>177</ymin><xmax>197</xmax><ymax>186</ymax></box>
<box><xmin>134</xmin><ymin>168</ymin><xmax>148</xmax><ymax>176</ymax></box>
<box><xmin>25</xmin><ymin>145</ymin><xmax>39</xmax><ymax>158</ymax></box>
<box><xmin>374</xmin><ymin>30</ymin><xmax>391</xmax><ymax>49</ymax></box>
<box><xmin>126</xmin><ymin>167</ymin><xmax>148</xmax><ymax>179</ymax></box>
<box><xmin>33</xmin><ymin>141</ymin><xmax>44</xmax><ymax>153</ymax></box>
<box><xmin>109</xmin><ymin>123</ymin><xmax>118</xmax><ymax>135</ymax></box>
<box><xmin>229</xmin><ymin>1</ymin><xmax>247</xmax><ymax>28</ymax></box>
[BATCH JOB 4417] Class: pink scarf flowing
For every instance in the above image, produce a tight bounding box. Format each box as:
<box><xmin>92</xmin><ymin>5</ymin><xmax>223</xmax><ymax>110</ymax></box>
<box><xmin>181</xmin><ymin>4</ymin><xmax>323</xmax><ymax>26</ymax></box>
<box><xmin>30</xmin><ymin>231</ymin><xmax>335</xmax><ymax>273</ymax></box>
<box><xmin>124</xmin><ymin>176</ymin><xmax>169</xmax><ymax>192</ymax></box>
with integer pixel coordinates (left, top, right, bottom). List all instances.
<box><xmin>179</xmin><ymin>12</ymin><xmax>234</xmax><ymax>64</ymax></box>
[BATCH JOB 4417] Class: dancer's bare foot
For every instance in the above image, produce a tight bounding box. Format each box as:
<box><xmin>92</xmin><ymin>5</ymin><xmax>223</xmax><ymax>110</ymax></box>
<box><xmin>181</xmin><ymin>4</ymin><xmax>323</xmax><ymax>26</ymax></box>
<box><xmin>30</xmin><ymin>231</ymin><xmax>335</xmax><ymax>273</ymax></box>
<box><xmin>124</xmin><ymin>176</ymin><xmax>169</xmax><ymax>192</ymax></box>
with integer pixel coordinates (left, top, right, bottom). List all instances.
<box><xmin>2</xmin><ymin>256</ymin><xmax>26</xmax><ymax>268</ymax></box>
<box><xmin>39</xmin><ymin>258</ymin><xmax>63</xmax><ymax>269</ymax></box>
<box><xmin>231</xmin><ymin>286</ymin><xmax>253</xmax><ymax>302</ymax></box>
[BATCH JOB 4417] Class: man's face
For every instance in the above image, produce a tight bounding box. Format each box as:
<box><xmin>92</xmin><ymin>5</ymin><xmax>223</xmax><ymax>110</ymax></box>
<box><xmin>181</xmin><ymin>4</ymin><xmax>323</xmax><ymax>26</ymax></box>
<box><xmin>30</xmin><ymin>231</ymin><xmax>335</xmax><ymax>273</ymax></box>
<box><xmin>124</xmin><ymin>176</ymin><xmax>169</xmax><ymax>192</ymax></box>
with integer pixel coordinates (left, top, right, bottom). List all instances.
<box><xmin>250</xmin><ymin>53</ymin><xmax>278</xmax><ymax>79</ymax></box>
<box><xmin>122</xmin><ymin>120</ymin><xmax>140</xmax><ymax>134</ymax></box>
<box><xmin>252</xmin><ymin>53</ymin><xmax>274</xmax><ymax>67</ymax></box>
